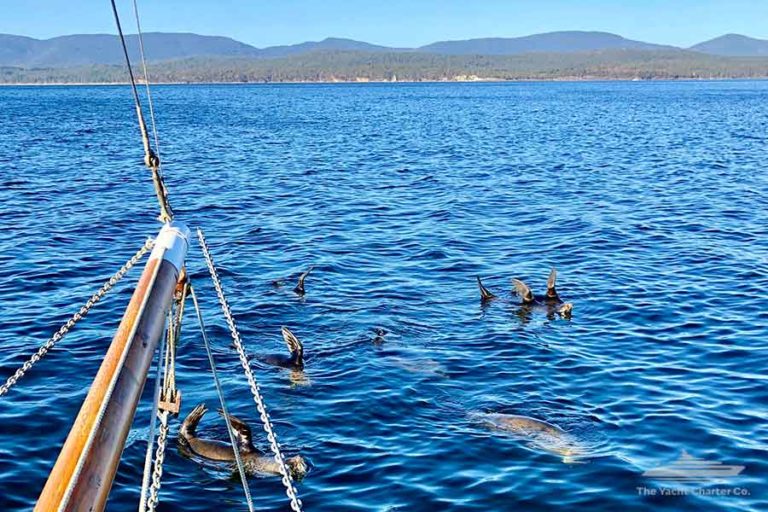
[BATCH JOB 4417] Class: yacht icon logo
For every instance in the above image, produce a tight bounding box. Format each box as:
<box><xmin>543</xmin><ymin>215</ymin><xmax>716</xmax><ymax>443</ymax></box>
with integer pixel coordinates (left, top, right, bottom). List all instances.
<box><xmin>642</xmin><ymin>451</ymin><xmax>745</xmax><ymax>483</ymax></box>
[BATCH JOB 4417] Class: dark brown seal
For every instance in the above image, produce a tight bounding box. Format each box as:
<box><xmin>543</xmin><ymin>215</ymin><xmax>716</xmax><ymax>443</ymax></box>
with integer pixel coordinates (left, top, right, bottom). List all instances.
<box><xmin>179</xmin><ymin>403</ymin><xmax>307</xmax><ymax>478</ymax></box>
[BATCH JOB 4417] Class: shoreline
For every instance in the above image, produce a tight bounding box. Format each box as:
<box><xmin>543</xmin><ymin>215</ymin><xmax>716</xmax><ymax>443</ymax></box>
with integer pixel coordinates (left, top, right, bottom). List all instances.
<box><xmin>2</xmin><ymin>76</ymin><xmax>767</xmax><ymax>86</ymax></box>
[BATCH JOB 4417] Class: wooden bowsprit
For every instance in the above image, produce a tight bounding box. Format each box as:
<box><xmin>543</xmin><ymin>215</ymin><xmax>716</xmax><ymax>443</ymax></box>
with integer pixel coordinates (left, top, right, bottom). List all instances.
<box><xmin>35</xmin><ymin>222</ymin><xmax>189</xmax><ymax>512</ymax></box>
<box><xmin>27</xmin><ymin>0</ymin><xmax>304</xmax><ymax>509</ymax></box>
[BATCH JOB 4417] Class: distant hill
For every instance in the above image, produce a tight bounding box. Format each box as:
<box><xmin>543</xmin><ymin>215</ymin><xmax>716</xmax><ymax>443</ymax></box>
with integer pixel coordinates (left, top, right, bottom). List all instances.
<box><xmin>418</xmin><ymin>31</ymin><xmax>672</xmax><ymax>55</ymax></box>
<box><xmin>0</xmin><ymin>33</ymin><xmax>405</xmax><ymax>68</ymax></box>
<box><xmin>0</xmin><ymin>33</ymin><xmax>261</xmax><ymax>67</ymax></box>
<box><xmin>690</xmin><ymin>34</ymin><xmax>768</xmax><ymax>57</ymax></box>
<box><xmin>259</xmin><ymin>37</ymin><xmax>398</xmax><ymax>58</ymax></box>
<box><xmin>0</xmin><ymin>30</ymin><xmax>681</xmax><ymax>69</ymax></box>
<box><xmin>4</xmin><ymin>31</ymin><xmax>768</xmax><ymax>83</ymax></box>
<box><xmin>0</xmin><ymin>35</ymin><xmax>39</xmax><ymax>66</ymax></box>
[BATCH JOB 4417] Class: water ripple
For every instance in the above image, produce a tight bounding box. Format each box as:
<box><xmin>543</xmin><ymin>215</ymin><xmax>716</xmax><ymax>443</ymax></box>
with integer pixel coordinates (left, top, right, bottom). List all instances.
<box><xmin>0</xmin><ymin>81</ymin><xmax>766</xmax><ymax>511</ymax></box>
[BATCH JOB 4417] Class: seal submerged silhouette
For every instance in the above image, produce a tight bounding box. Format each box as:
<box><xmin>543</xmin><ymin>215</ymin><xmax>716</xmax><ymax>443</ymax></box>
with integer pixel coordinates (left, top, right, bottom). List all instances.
<box><xmin>472</xmin><ymin>412</ymin><xmax>585</xmax><ymax>462</ymax></box>
<box><xmin>179</xmin><ymin>403</ymin><xmax>307</xmax><ymax>478</ymax></box>
<box><xmin>262</xmin><ymin>326</ymin><xmax>305</xmax><ymax>369</ymax></box>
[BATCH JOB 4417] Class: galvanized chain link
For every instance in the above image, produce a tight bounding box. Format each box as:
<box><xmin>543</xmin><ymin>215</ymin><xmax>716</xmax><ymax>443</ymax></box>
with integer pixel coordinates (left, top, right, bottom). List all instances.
<box><xmin>196</xmin><ymin>228</ymin><xmax>303</xmax><ymax>512</ymax></box>
<box><xmin>145</xmin><ymin>410</ymin><xmax>169</xmax><ymax>512</ymax></box>
<box><xmin>0</xmin><ymin>238</ymin><xmax>154</xmax><ymax>397</ymax></box>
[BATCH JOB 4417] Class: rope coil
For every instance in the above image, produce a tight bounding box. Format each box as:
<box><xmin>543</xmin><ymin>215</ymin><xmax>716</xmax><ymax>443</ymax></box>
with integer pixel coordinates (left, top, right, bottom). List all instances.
<box><xmin>0</xmin><ymin>239</ymin><xmax>154</xmax><ymax>397</ymax></box>
<box><xmin>197</xmin><ymin>228</ymin><xmax>304</xmax><ymax>512</ymax></box>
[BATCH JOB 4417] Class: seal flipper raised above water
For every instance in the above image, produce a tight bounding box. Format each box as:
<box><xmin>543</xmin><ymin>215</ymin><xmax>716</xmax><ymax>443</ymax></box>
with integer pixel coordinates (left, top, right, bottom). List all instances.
<box><xmin>180</xmin><ymin>403</ymin><xmax>236</xmax><ymax>462</ymax></box>
<box><xmin>217</xmin><ymin>409</ymin><xmax>255</xmax><ymax>454</ymax></box>
<box><xmin>477</xmin><ymin>276</ymin><xmax>497</xmax><ymax>301</ymax></box>
<box><xmin>282</xmin><ymin>326</ymin><xmax>304</xmax><ymax>368</ymax></box>
<box><xmin>512</xmin><ymin>279</ymin><xmax>535</xmax><ymax>305</ymax></box>
<box><xmin>545</xmin><ymin>268</ymin><xmax>560</xmax><ymax>301</ymax></box>
<box><xmin>263</xmin><ymin>327</ymin><xmax>305</xmax><ymax>369</ymax></box>
<box><xmin>546</xmin><ymin>268</ymin><xmax>573</xmax><ymax>317</ymax></box>
<box><xmin>512</xmin><ymin>272</ymin><xmax>573</xmax><ymax>318</ymax></box>
<box><xmin>180</xmin><ymin>403</ymin><xmax>205</xmax><ymax>440</ymax></box>
<box><xmin>293</xmin><ymin>267</ymin><xmax>313</xmax><ymax>295</ymax></box>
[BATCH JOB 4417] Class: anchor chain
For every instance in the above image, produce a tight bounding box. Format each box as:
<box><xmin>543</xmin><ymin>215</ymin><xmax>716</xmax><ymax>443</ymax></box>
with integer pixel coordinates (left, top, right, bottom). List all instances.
<box><xmin>144</xmin><ymin>410</ymin><xmax>169</xmax><ymax>512</ymax></box>
<box><xmin>138</xmin><ymin>313</ymin><xmax>167</xmax><ymax>512</ymax></box>
<box><xmin>0</xmin><ymin>239</ymin><xmax>154</xmax><ymax>397</ymax></box>
<box><xmin>196</xmin><ymin>228</ymin><xmax>303</xmax><ymax>512</ymax></box>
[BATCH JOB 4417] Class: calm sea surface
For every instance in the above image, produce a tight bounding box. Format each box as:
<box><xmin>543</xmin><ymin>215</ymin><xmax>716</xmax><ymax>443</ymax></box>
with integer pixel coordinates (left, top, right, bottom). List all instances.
<box><xmin>0</xmin><ymin>81</ymin><xmax>766</xmax><ymax>511</ymax></box>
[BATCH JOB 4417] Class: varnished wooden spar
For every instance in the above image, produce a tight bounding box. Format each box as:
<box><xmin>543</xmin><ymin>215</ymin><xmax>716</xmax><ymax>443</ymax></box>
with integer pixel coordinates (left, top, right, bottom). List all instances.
<box><xmin>36</xmin><ymin>221</ymin><xmax>190</xmax><ymax>512</ymax></box>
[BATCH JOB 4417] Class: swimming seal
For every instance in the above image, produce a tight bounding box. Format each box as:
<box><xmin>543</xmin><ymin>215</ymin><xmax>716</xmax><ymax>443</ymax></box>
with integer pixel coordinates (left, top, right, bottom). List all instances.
<box><xmin>472</xmin><ymin>412</ymin><xmax>585</xmax><ymax>462</ymax></box>
<box><xmin>512</xmin><ymin>268</ymin><xmax>573</xmax><ymax>318</ymax></box>
<box><xmin>263</xmin><ymin>326</ymin><xmax>305</xmax><ymax>369</ymax></box>
<box><xmin>179</xmin><ymin>403</ymin><xmax>308</xmax><ymax>478</ymax></box>
<box><xmin>370</xmin><ymin>327</ymin><xmax>388</xmax><ymax>345</ymax></box>
<box><xmin>293</xmin><ymin>267</ymin><xmax>313</xmax><ymax>295</ymax></box>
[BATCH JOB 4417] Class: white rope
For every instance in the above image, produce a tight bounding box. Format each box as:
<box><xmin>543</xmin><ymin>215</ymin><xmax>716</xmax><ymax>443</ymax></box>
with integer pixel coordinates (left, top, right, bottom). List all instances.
<box><xmin>142</xmin><ymin>281</ymin><xmax>186</xmax><ymax>511</ymax></box>
<box><xmin>196</xmin><ymin>228</ymin><xmax>303</xmax><ymax>512</ymax></box>
<box><xmin>0</xmin><ymin>239</ymin><xmax>153</xmax><ymax>397</ymax></box>
<box><xmin>189</xmin><ymin>283</ymin><xmax>255</xmax><ymax>512</ymax></box>
<box><xmin>137</xmin><ymin>312</ymin><xmax>168</xmax><ymax>512</ymax></box>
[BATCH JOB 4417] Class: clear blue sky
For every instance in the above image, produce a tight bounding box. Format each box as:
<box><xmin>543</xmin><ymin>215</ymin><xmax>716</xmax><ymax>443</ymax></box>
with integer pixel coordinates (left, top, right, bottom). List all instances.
<box><xmin>3</xmin><ymin>0</ymin><xmax>768</xmax><ymax>48</ymax></box>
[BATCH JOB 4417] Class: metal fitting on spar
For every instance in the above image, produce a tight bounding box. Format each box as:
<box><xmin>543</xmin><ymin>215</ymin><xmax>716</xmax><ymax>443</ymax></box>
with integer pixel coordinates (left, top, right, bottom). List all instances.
<box><xmin>149</xmin><ymin>221</ymin><xmax>190</xmax><ymax>272</ymax></box>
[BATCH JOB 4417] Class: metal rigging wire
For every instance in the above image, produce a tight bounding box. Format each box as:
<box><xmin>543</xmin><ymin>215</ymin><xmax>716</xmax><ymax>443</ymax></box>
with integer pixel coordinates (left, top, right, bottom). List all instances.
<box><xmin>109</xmin><ymin>0</ymin><xmax>173</xmax><ymax>222</ymax></box>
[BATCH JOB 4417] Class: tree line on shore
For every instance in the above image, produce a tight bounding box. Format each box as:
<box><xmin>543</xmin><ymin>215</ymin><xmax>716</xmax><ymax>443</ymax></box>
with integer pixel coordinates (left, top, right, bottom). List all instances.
<box><xmin>3</xmin><ymin>49</ymin><xmax>768</xmax><ymax>84</ymax></box>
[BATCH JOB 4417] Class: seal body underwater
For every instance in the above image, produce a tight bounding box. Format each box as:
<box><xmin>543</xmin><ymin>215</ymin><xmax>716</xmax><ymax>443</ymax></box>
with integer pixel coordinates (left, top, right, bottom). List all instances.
<box><xmin>512</xmin><ymin>268</ymin><xmax>573</xmax><ymax>317</ymax></box>
<box><xmin>262</xmin><ymin>326</ymin><xmax>305</xmax><ymax>369</ymax></box>
<box><xmin>179</xmin><ymin>403</ymin><xmax>308</xmax><ymax>478</ymax></box>
<box><xmin>472</xmin><ymin>412</ymin><xmax>585</xmax><ymax>462</ymax></box>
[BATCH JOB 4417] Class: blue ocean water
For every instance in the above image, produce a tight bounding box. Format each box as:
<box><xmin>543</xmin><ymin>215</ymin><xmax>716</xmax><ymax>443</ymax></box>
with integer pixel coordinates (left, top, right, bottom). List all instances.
<box><xmin>0</xmin><ymin>81</ymin><xmax>766</xmax><ymax>511</ymax></box>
